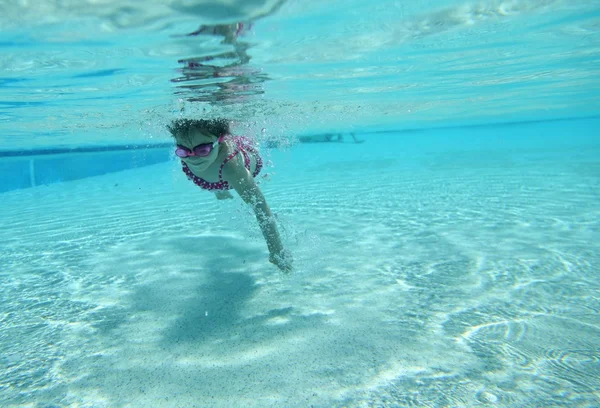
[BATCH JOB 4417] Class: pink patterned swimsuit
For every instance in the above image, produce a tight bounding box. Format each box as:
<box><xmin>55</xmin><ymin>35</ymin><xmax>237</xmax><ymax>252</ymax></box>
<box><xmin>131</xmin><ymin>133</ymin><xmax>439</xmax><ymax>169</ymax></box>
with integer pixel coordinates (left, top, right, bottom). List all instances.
<box><xmin>181</xmin><ymin>136</ymin><xmax>263</xmax><ymax>191</ymax></box>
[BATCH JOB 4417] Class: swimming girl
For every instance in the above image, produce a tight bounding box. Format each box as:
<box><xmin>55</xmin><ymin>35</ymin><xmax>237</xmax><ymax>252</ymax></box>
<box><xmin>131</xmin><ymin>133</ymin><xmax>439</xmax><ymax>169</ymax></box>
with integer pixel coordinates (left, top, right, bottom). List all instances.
<box><xmin>167</xmin><ymin>118</ymin><xmax>292</xmax><ymax>273</ymax></box>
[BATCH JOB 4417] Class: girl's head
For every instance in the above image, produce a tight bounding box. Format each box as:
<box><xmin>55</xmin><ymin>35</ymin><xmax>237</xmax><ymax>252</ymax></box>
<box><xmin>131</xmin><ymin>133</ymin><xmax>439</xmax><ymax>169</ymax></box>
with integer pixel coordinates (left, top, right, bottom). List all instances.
<box><xmin>167</xmin><ymin>118</ymin><xmax>230</xmax><ymax>140</ymax></box>
<box><xmin>167</xmin><ymin>118</ymin><xmax>230</xmax><ymax>169</ymax></box>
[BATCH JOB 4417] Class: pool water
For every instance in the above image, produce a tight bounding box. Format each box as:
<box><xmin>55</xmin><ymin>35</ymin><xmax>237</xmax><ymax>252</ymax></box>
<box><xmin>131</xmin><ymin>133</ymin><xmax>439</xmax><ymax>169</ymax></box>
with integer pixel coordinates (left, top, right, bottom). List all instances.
<box><xmin>1</xmin><ymin>0</ymin><xmax>599</xmax><ymax>407</ymax></box>
<box><xmin>2</xmin><ymin>121</ymin><xmax>599</xmax><ymax>407</ymax></box>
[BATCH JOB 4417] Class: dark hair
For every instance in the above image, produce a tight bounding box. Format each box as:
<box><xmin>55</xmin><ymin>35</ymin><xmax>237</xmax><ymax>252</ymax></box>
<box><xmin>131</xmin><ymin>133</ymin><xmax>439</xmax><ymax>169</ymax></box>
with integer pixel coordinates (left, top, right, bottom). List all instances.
<box><xmin>166</xmin><ymin>118</ymin><xmax>230</xmax><ymax>138</ymax></box>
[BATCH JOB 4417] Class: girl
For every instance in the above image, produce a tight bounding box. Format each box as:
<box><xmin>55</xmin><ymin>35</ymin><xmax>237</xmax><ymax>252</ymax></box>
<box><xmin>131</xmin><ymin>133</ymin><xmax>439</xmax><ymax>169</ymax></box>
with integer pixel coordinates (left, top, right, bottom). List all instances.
<box><xmin>167</xmin><ymin>118</ymin><xmax>292</xmax><ymax>273</ymax></box>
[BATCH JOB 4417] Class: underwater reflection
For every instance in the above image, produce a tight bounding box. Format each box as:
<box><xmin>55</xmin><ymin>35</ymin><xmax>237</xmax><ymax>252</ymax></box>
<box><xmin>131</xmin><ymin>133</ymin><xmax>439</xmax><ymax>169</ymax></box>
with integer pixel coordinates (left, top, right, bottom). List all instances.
<box><xmin>171</xmin><ymin>21</ymin><xmax>268</xmax><ymax>105</ymax></box>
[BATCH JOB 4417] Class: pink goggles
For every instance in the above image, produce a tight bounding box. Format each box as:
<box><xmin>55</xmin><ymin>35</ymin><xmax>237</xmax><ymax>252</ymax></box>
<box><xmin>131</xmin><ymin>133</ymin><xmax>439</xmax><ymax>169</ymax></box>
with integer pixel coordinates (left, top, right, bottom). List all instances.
<box><xmin>175</xmin><ymin>136</ymin><xmax>225</xmax><ymax>158</ymax></box>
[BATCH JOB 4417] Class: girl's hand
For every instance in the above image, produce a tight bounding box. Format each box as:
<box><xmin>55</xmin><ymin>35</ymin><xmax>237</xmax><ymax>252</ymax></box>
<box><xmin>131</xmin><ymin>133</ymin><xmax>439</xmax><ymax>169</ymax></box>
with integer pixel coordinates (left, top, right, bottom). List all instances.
<box><xmin>269</xmin><ymin>249</ymin><xmax>293</xmax><ymax>274</ymax></box>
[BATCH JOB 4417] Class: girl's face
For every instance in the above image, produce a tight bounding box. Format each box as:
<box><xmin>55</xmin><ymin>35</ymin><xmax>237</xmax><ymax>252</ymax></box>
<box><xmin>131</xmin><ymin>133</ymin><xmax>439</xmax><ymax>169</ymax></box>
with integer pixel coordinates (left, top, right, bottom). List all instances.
<box><xmin>175</xmin><ymin>127</ymin><xmax>221</xmax><ymax>171</ymax></box>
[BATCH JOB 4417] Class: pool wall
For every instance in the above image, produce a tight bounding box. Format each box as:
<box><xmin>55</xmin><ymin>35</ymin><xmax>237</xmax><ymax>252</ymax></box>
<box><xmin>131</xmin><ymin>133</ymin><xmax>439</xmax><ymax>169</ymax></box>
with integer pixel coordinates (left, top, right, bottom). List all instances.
<box><xmin>0</xmin><ymin>146</ymin><xmax>171</xmax><ymax>193</ymax></box>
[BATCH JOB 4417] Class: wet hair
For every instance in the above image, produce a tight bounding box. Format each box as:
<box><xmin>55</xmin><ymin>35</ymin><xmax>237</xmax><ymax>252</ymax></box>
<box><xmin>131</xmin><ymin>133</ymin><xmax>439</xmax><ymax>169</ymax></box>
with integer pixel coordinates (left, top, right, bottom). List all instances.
<box><xmin>167</xmin><ymin>118</ymin><xmax>230</xmax><ymax>139</ymax></box>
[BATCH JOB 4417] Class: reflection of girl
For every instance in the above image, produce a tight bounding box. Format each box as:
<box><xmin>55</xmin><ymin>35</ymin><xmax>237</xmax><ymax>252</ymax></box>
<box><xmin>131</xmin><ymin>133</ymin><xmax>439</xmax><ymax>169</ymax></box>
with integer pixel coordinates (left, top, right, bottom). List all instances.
<box><xmin>182</xmin><ymin>22</ymin><xmax>252</xmax><ymax>65</ymax></box>
<box><xmin>187</xmin><ymin>22</ymin><xmax>253</xmax><ymax>43</ymax></box>
<box><xmin>168</xmin><ymin>118</ymin><xmax>292</xmax><ymax>273</ymax></box>
<box><xmin>183</xmin><ymin>0</ymin><xmax>287</xmax><ymax>42</ymax></box>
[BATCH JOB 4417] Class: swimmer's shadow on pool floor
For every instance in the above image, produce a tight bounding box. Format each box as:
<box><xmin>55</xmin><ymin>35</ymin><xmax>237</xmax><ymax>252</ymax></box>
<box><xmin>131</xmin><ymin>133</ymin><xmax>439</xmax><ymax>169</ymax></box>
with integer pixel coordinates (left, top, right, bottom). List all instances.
<box><xmin>122</xmin><ymin>235</ymin><xmax>323</xmax><ymax>346</ymax></box>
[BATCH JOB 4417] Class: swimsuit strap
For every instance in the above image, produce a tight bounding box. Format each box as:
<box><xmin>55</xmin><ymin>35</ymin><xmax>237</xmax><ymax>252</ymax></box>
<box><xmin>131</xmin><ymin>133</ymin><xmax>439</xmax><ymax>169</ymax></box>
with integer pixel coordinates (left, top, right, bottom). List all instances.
<box><xmin>218</xmin><ymin>141</ymin><xmax>244</xmax><ymax>182</ymax></box>
<box><xmin>235</xmin><ymin>136</ymin><xmax>263</xmax><ymax>178</ymax></box>
<box><xmin>219</xmin><ymin>137</ymin><xmax>253</xmax><ymax>176</ymax></box>
<box><xmin>237</xmin><ymin>140</ymin><xmax>252</xmax><ymax>169</ymax></box>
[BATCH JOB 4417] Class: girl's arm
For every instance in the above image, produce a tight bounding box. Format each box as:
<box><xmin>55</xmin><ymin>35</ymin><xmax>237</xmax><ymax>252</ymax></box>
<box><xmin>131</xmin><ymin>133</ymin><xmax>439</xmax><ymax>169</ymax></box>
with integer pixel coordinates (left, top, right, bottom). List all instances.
<box><xmin>222</xmin><ymin>158</ymin><xmax>292</xmax><ymax>272</ymax></box>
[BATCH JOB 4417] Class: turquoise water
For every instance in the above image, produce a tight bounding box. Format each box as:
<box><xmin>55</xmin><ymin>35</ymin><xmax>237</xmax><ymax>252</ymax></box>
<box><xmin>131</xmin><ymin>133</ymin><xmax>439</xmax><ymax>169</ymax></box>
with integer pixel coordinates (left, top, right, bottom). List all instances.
<box><xmin>1</xmin><ymin>1</ymin><xmax>600</xmax><ymax>407</ymax></box>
